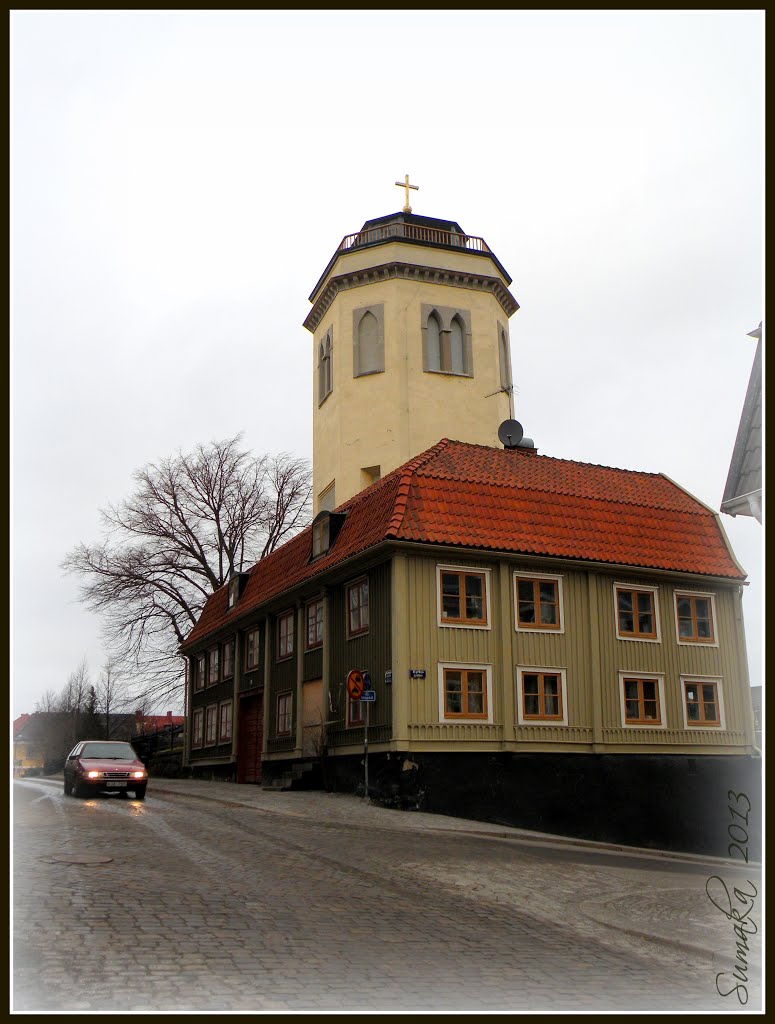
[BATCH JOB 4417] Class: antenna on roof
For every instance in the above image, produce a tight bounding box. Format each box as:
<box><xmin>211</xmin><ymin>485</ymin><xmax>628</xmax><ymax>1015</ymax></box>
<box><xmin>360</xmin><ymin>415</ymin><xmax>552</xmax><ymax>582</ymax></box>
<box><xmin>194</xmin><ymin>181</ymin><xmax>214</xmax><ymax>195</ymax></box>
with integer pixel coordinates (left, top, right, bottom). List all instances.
<box><xmin>498</xmin><ymin>419</ymin><xmax>523</xmax><ymax>449</ymax></box>
<box><xmin>498</xmin><ymin>418</ymin><xmax>536</xmax><ymax>452</ymax></box>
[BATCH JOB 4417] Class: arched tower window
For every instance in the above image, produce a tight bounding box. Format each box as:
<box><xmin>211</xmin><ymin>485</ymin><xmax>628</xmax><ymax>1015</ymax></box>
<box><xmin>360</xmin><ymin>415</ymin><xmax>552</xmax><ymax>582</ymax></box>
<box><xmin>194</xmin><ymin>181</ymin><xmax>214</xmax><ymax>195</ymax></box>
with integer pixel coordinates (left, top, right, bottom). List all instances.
<box><xmin>450</xmin><ymin>316</ymin><xmax>465</xmax><ymax>376</ymax></box>
<box><xmin>353</xmin><ymin>306</ymin><xmax>384</xmax><ymax>376</ymax></box>
<box><xmin>499</xmin><ymin>327</ymin><xmax>512</xmax><ymax>389</ymax></box>
<box><xmin>422</xmin><ymin>305</ymin><xmax>473</xmax><ymax>376</ymax></box>
<box><xmin>426</xmin><ymin>311</ymin><xmax>442</xmax><ymax>372</ymax></box>
<box><xmin>318</xmin><ymin>330</ymin><xmax>333</xmax><ymax>404</ymax></box>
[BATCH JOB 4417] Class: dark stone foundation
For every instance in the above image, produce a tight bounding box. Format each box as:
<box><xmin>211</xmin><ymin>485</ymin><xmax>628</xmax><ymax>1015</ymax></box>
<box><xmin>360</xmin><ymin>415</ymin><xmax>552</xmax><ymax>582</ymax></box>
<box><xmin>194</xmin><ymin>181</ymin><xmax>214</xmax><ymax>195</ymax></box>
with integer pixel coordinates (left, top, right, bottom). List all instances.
<box><xmin>319</xmin><ymin>751</ymin><xmax>761</xmax><ymax>858</ymax></box>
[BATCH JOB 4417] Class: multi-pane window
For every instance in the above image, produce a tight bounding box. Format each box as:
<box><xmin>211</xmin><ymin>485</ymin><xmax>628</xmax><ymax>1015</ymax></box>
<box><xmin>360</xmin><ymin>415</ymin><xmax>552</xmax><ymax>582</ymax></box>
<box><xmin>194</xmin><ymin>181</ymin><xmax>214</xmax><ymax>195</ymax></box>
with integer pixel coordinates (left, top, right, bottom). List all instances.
<box><xmin>219</xmin><ymin>701</ymin><xmax>233</xmax><ymax>742</ymax></box>
<box><xmin>278</xmin><ymin>611</ymin><xmax>295</xmax><ymax>660</ymax></box>
<box><xmin>245</xmin><ymin>627</ymin><xmax>260</xmax><ymax>671</ymax></box>
<box><xmin>192</xmin><ymin>709</ymin><xmax>203</xmax><ymax>748</ymax></box>
<box><xmin>521</xmin><ymin>672</ymin><xmax>563</xmax><ymax>720</ymax></box>
<box><xmin>227</xmin><ymin>577</ymin><xmax>239</xmax><ymax>609</ymax></box>
<box><xmin>306</xmin><ymin>599</ymin><xmax>324</xmax><ymax>649</ymax></box>
<box><xmin>622</xmin><ymin>677</ymin><xmax>662</xmax><ymax>725</ymax></box>
<box><xmin>515</xmin><ymin>576</ymin><xmax>561</xmax><ymax>630</ymax></box>
<box><xmin>684</xmin><ymin>681</ymin><xmax>721</xmax><ymax>727</ymax></box>
<box><xmin>221</xmin><ymin>639</ymin><xmax>235</xmax><ymax>679</ymax></box>
<box><xmin>205</xmin><ymin>705</ymin><xmax>218</xmax><ymax>745</ymax></box>
<box><xmin>348</xmin><ymin>698</ymin><xmax>365</xmax><ymax>727</ymax></box>
<box><xmin>443</xmin><ymin>668</ymin><xmax>488</xmax><ymax>719</ymax></box>
<box><xmin>312</xmin><ymin>517</ymin><xmax>330</xmax><ymax>558</ymax></box>
<box><xmin>347</xmin><ymin>579</ymin><xmax>369</xmax><ymax>637</ymax></box>
<box><xmin>207</xmin><ymin>648</ymin><xmax>219</xmax><ymax>685</ymax></box>
<box><xmin>440</xmin><ymin>569</ymin><xmax>488</xmax><ymax>627</ymax></box>
<box><xmin>616</xmin><ymin>587</ymin><xmax>658</xmax><ymax>640</ymax></box>
<box><xmin>277</xmin><ymin>693</ymin><xmax>293</xmax><ymax>736</ymax></box>
<box><xmin>195</xmin><ymin>654</ymin><xmax>206</xmax><ymax>691</ymax></box>
<box><xmin>676</xmin><ymin>594</ymin><xmax>715</xmax><ymax>643</ymax></box>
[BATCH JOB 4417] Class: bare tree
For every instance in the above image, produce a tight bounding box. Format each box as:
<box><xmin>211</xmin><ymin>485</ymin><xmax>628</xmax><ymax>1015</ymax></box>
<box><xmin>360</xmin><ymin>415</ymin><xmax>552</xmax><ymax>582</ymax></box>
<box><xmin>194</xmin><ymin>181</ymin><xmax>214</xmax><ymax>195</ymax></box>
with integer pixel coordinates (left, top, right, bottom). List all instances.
<box><xmin>34</xmin><ymin>689</ymin><xmax>59</xmax><ymax>713</ymax></box>
<box><xmin>63</xmin><ymin>435</ymin><xmax>311</xmax><ymax>709</ymax></box>
<box><xmin>58</xmin><ymin>658</ymin><xmax>91</xmax><ymax>744</ymax></box>
<box><xmin>94</xmin><ymin>657</ymin><xmax>133</xmax><ymax>740</ymax></box>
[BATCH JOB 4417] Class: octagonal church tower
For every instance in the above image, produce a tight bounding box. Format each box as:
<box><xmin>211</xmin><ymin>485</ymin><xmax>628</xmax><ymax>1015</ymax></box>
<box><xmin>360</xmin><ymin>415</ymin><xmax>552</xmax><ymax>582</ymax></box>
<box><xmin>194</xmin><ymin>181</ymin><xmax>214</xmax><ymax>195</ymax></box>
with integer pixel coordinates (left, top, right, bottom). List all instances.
<box><xmin>303</xmin><ymin>201</ymin><xmax>520</xmax><ymax>514</ymax></box>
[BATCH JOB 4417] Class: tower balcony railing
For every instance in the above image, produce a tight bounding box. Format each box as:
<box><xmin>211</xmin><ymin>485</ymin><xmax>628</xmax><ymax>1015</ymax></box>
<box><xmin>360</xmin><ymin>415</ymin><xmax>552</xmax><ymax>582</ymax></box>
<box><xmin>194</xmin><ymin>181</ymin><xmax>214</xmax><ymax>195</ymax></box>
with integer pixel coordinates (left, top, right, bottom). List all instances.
<box><xmin>337</xmin><ymin>221</ymin><xmax>492</xmax><ymax>255</ymax></box>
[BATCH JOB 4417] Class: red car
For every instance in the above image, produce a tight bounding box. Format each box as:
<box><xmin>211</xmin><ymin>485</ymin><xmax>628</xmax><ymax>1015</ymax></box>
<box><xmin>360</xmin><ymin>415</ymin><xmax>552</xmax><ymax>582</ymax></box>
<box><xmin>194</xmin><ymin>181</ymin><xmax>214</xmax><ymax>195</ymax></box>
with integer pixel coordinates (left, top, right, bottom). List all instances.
<box><xmin>63</xmin><ymin>740</ymin><xmax>148</xmax><ymax>800</ymax></box>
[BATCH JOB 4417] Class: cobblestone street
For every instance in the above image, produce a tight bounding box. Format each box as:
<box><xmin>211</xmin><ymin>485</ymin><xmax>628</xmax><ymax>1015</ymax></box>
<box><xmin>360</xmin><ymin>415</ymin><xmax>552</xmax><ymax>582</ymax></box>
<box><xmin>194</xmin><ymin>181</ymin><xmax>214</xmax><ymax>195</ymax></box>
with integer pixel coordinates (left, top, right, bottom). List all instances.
<box><xmin>13</xmin><ymin>778</ymin><xmax>762</xmax><ymax>1012</ymax></box>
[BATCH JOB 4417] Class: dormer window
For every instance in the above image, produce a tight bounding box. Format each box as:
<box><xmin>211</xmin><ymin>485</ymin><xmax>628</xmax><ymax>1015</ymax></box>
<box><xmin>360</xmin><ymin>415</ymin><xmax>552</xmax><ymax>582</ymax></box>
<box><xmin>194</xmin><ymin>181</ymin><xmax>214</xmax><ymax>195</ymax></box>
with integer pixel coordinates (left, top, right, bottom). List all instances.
<box><xmin>312</xmin><ymin>516</ymin><xmax>330</xmax><ymax>558</ymax></box>
<box><xmin>311</xmin><ymin>510</ymin><xmax>347</xmax><ymax>560</ymax></box>
<box><xmin>227</xmin><ymin>571</ymin><xmax>250</xmax><ymax>610</ymax></box>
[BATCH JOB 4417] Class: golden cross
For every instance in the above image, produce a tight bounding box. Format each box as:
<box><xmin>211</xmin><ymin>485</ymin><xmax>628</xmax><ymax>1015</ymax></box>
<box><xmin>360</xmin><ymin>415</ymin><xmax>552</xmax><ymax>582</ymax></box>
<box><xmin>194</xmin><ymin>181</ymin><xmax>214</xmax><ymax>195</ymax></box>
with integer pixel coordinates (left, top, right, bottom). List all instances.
<box><xmin>394</xmin><ymin>174</ymin><xmax>419</xmax><ymax>213</ymax></box>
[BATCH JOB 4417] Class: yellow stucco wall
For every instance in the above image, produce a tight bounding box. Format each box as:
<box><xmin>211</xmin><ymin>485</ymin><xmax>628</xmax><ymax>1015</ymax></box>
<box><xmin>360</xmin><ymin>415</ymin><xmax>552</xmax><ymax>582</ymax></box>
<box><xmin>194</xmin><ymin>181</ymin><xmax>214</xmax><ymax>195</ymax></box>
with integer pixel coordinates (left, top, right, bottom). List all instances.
<box><xmin>312</xmin><ymin>273</ymin><xmax>514</xmax><ymax>511</ymax></box>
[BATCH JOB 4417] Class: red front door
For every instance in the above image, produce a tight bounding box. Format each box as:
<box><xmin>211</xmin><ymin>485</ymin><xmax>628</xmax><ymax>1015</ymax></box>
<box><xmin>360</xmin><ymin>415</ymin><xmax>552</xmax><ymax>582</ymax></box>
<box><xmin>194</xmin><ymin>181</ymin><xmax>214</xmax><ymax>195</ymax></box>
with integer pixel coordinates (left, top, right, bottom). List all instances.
<box><xmin>237</xmin><ymin>693</ymin><xmax>263</xmax><ymax>784</ymax></box>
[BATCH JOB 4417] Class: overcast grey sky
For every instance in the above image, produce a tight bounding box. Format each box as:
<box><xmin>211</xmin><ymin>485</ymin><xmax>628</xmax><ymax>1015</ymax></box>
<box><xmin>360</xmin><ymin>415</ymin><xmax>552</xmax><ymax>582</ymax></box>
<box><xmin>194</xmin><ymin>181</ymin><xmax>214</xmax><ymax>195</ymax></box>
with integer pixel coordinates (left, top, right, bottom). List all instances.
<box><xmin>12</xmin><ymin>11</ymin><xmax>763</xmax><ymax>718</ymax></box>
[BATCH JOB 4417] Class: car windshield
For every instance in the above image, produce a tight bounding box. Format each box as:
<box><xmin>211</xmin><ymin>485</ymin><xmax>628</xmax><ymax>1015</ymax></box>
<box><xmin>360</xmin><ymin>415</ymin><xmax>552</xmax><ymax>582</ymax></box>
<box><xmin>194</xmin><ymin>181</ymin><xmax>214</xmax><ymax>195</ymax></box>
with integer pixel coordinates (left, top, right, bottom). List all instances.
<box><xmin>80</xmin><ymin>743</ymin><xmax>137</xmax><ymax>760</ymax></box>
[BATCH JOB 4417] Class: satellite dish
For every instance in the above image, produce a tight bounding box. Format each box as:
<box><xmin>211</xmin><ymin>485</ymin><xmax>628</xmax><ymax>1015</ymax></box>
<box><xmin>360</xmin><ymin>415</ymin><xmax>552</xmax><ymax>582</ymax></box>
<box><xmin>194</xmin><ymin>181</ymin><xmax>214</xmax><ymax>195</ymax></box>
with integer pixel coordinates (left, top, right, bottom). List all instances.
<box><xmin>498</xmin><ymin>419</ymin><xmax>524</xmax><ymax>449</ymax></box>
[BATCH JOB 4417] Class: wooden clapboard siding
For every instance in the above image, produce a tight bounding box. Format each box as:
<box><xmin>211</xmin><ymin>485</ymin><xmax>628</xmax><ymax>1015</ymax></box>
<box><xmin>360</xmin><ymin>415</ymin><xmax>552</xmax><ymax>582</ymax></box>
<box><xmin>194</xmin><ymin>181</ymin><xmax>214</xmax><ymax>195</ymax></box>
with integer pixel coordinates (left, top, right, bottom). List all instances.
<box><xmin>393</xmin><ymin>551</ymin><xmax>753</xmax><ymax>755</ymax></box>
<box><xmin>328</xmin><ymin>560</ymin><xmax>392</xmax><ymax>749</ymax></box>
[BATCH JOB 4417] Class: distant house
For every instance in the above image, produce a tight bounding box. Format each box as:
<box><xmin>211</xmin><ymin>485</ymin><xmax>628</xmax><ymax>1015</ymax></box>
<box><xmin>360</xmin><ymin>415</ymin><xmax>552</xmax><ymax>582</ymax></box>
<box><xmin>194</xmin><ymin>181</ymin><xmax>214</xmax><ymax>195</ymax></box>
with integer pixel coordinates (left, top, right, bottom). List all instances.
<box><xmin>13</xmin><ymin>711</ymin><xmax>144</xmax><ymax>774</ymax></box>
<box><xmin>722</xmin><ymin>324</ymin><xmax>762</xmax><ymax>522</ymax></box>
<box><xmin>134</xmin><ymin>712</ymin><xmax>185</xmax><ymax>735</ymax></box>
<box><xmin>13</xmin><ymin>715</ymin><xmax>44</xmax><ymax>776</ymax></box>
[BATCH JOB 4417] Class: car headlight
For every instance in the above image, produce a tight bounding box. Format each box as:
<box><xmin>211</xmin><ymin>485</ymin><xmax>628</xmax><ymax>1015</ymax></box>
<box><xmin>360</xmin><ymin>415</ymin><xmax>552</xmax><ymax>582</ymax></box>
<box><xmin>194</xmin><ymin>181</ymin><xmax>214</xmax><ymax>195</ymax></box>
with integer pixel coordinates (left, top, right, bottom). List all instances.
<box><xmin>87</xmin><ymin>771</ymin><xmax>100</xmax><ymax>779</ymax></box>
<box><xmin>132</xmin><ymin>770</ymin><xmax>147</xmax><ymax>779</ymax></box>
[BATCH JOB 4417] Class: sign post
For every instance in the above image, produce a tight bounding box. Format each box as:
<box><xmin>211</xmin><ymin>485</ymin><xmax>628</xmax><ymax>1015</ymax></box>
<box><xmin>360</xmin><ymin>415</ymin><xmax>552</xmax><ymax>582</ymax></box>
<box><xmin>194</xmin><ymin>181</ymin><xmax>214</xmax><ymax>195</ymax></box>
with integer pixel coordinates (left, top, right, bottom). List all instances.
<box><xmin>362</xmin><ymin>672</ymin><xmax>371</xmax><ymax>800</ymax></box>
<box><xmin>364</xmin><ymin>698</ymin><xmax>369</xmax><ymax>800</ymax></box>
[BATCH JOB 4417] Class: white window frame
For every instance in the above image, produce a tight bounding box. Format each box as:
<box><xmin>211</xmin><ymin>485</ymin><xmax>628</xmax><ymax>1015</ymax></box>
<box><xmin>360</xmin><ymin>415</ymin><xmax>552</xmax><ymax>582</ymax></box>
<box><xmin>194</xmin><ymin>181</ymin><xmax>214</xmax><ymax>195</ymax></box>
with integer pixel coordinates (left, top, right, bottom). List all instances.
<box><xmin>516</xmin><ymin>666</ymin><xmax>568</xmax><ymax>726</ymax></box>
<box><xmin>195</xmin><ymin>654</ymin><xmax>206</xmax><ymax>691</ymax></box>
<box><xmin>673</xmin><ymin>590</ymin><xmax>719</xmax><ymax>648</ymax></box>
<box><xmin>204</xmin><ymin>704</ymin><xmax>218</xmax><ymax>746</ymax></box>
<box><xmin>680</xmin><ymin>675</ymin><xmax>726</xmax><ymax>730</ymax></box>
<box><xmin>513</xmin><ymin>571</ymin><xmax>565</xmax><ymax>634</ymax></box>
<box><xmin>277</xmin><ymin>609</ymin><xmax>295</xmax><ymax>661</ymax></box>
<box><xmin>218</xmin><ymin>700</ymin><xmax>233</xmax><ymax>743</ymax></box>
<box><xmin>346</xmin><ymin>577</ymin><xmax>370</xmax><ymax>638</ymax></box>
<box><xmin>221</xmin><ymin>638</ymin><xmax>235</xmax><ymax>679</ymax></box>
<box><xmin>207</xmin><ymin>647</ymin><xmax>219</xmax><ymax>685</ymax></box>
<box><xmin>613</xmin><ymin>582</ymin><xmax>662</xmax><ymax>644</ymax></box>
<box><xmin>245</xmin><ymin>627</ymin><xmax>260</xmax><ymax>670</ymax></box>
<box><xmin>306</xmin><ymin>598</ymin><xmax>324</xmax><ymax>650</ymax></box>
<box><xmin>347</xmin><ymin>697</ymin><xmax>365</xmax><ymax>728</ymax></box>
<box><xmin>276</xmin><ymin>691</ymin><xmax>293</xmax><ymax>736</ymax></box>
<box><xmin>436</xmin><ymin>564</ymin><xmax>492</xmax><ymax>631</ymax></box>
<box><xmin>437</xmin><ymin>662</ymin><xmax>494</xmax><ymax>724</ymax></box>
<box><xmin>191</xmin><ymin>708</ymin><xmax>204</xmax><ymax>749</ymax></box>
<box><xmin>618</xmin><ymin>671</ymin><xmax>667</xmax><ymax>730</ymax></box>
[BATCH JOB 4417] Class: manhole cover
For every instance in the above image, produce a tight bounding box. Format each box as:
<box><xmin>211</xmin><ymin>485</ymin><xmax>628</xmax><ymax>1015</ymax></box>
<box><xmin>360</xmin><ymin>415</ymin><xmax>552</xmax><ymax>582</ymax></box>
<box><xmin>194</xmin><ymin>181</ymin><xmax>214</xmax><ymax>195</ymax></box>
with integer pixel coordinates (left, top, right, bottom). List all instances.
<box><xmin>50</xmin><ymin>854</ymin><xmax>113</xmax><ymax>865</ymax></box>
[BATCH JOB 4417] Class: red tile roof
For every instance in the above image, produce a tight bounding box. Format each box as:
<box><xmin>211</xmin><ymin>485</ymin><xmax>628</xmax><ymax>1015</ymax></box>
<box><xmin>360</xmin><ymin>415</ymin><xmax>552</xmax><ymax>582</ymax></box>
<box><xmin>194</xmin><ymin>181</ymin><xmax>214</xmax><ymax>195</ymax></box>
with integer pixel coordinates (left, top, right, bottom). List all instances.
<box><xmin>13</xmin><ymin>714</ymin><xmax>32</xmax><ymax>738</ymax></box>
<box><xmin>135</xmin><ymin>714</ymin><xmax>185</xmax><ymax>732</ymax></box>
<box><xmin>182</xmin><ymin>439</ymin><xmax>744</xmax><ymax>649</ymax></box>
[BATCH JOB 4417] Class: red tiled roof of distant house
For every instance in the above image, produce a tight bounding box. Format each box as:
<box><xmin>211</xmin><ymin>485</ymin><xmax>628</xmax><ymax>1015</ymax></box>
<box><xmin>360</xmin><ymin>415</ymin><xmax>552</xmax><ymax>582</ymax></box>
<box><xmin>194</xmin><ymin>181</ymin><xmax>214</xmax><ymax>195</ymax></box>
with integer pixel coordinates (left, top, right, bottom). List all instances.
<box><xmin>13</xmin><ymin>714</ymin><xmax>32</xmax><ymax>738</ymax></box>
<box><xmin>135</xmin><ymin>714</ymin><xmax>185</xmax><ymax>732</ymax></box>
<box><xmin>182</xmin><ymin>439</ymin><xmax>744</xmax><ymax>649</ymax></box>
